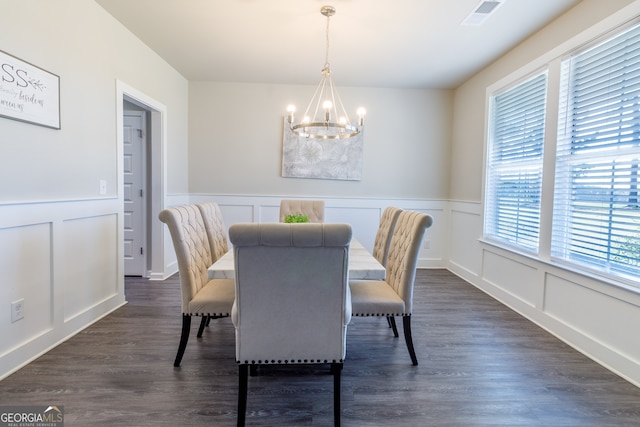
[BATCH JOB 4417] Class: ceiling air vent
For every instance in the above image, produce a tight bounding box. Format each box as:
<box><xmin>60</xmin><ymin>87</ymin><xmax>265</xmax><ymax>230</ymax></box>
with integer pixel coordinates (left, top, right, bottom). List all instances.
<box><xmin>461</xmin><ymin>0</ymin><xmax>505</xmax><ymax>26</ymax></box>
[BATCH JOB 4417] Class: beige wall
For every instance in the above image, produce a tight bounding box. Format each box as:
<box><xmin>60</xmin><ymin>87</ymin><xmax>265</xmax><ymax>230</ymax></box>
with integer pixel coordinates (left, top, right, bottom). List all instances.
<box><xmin>0</xmin><ymin>0</ymin><xmax>189</xmax><ymax>202</ymax></box>
<box><xmin>450</xmin><ymin>0</ymin><xmax>636</xmax><ymax>203</ymax></box>
<box><xmin>0</xmin><ymin>0</ymin><xmax>189</xmax><ymax>380</ymax></box>
<box><xmin>188</xmin><ymin>82</ymin><xmax>452</xmax><ymax>199</ymax></box>
<box><xmin>447</xmin><ymin>0</ymin><xmax>640</xmax><ymax>387</ymax></box>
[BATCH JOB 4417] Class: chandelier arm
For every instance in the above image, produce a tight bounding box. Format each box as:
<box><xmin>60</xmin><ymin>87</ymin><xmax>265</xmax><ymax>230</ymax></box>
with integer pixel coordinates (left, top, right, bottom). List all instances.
<box><xmin>334</xmin><ymin>83</ymin><xmax>352</xmax><ymax>126</ymax></box>
<box><xmin>302</xmin><ymin>76</ymin><xmax>325</xmax><ymax>119</ymax></box>
<box><xmin>310</xmin><ymin>78</ymin><xmax>327</xmax><ymax>123</ymax></box>
<box><xmin>327</xmin><ymin>73</ymin><xmax>340</xmax><ymax>125</ymax></box>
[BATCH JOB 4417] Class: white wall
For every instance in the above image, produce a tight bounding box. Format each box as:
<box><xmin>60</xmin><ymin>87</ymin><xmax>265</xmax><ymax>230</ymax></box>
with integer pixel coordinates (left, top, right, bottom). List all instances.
<box><xmin>0</xmin><ymin>0</ymin><xmax>189</xmax><ymax>379</ymax></box>
<box><xmin>449</xmin><ymin>0</ymin><xmax>640</xmax><ymax>387</ymax></box>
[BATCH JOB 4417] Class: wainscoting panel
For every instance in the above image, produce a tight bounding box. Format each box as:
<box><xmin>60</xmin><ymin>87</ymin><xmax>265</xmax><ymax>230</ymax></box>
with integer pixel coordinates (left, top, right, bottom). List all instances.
<box><xmin>544</xmin><ymin>273</ymin><xmax>640</xmax><ymax>365</ymax></box>
<box><xmin>62</xmin><ymin>213</ymin><xmax>119</xmax><ymax>323</ymax></box>
<box><xmin>0</xmin><ymin>199</ymin><xmax>126</xmax><ymax>380</ymax></box>
<box><xmin>325</xmin><ymin>206</ymin><xmax>381</xmax><ymax>250</ymax></box>
<box><xmin>0</xmin><ymin>222</ymin><xmax>53</xmax><ymax>357</ymax></box>
<box><xmin>482</xmin><ymin>250</ymin><xmax>538</xmax><ymax>307</ymax></box>
<box><xmin>448</xmin><ymin>201</ymin><xmax>482</xmax><ymax>278</ymax></box>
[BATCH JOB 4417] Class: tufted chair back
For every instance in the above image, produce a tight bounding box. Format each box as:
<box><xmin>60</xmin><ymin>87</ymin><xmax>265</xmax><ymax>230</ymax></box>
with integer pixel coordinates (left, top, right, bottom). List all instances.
<box><xmin>197</xmin><ymin>202</ymin><xmax>229</xmax><ymax>262</ymax></box>
<box><xmin>371</xmin><ymin>207</ymin><xmax>402</xmax><ymax>266</ymax></box>
<box><xmin>159</xmin><ymin>205</ymin><xmax>213</xmax><ymax>313</ymax></box>
<box><xmin>229</xmin><ymin>222</ymin><xmax>351</xmax><ymax>426</ymax></box>
<box><xmin>279</xmin><ymin>199</ymin><xmax>325</xmax><ymax>223</ymax></box>
<box><xmin>385</xmin><ymin>210</ymin><xmax>433</xmax><ymax>314</ymax></box>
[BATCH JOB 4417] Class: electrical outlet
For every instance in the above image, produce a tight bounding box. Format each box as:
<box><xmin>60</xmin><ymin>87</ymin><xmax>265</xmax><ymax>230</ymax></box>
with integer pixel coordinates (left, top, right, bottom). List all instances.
<box><xmin>423</xmin><ymin>240</ymin><xmax>431</xmax><ymax>249</ymax></box>
<box><xmin>11</xmin><ymin>299</ymin><xmax>24</xmax><ymax>322</ymax></box>
<box><xmin>99</xmin><ymin>179</ymin><xmax>107</xmax><ymax>195</ymax></box>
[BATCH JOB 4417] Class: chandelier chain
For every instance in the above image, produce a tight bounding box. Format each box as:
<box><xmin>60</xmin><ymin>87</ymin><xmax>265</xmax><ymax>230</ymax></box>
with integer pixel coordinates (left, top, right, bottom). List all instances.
<box><xmin>324</xmin><ymin>12</ymin><xmax>331</xmax><ymax>69</ymax></box>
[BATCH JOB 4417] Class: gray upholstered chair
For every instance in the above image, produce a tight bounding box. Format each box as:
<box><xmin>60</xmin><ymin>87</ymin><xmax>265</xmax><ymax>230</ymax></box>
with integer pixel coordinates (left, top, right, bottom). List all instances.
<box><xmin>159</xmin><ymin>205</ymin><xmax>235</xmax><ymax>367</ymax></box>
<box><xmin>349</xmin><ymin>210</ymin><xmax>433</xmax><ymax>365</ymax></box>
<box><xmin>372</xmin><ymin>206</ymin><xmax>403</xmax><ymax>266</ymax></box>
<box><xmin>196</xmin><ymin>202</ymin><xmax>229</xmax><ymax>263</ymax></box>
<box><xmin>229</xmin><ymin>222</ymin><xmax>352</xmax><ymax>427</ymax></box>
<box><xmin>279</xmin><ymin>199</ymin><xmax>325</xmax><ymax>223</ymax></box>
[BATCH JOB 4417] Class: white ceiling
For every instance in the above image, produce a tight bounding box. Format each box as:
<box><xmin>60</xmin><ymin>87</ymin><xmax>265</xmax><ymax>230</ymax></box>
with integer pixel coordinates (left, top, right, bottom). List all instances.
<box><xmin>94</xmin><ymin>0</ymin><xmax>581</xmax><ymax>89</ymax></box>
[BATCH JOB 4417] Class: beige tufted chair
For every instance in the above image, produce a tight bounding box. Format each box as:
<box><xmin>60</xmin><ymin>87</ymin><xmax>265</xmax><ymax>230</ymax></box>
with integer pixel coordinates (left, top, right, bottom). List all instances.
<box><xmin>279</xmin><ymin>199</ymin><xmax>325</xmax><ymax>223</ymax></box>
<box><xmin>196</xmin><ymin>202</ymin><xmax>229</xmax><ymax>263</ymax></box>
<box><xmin>349</xmin><ymin>210</ymin><xmax>433</xmax><ymax>365</ymax></box>
<box><xmin>372</xmin><ymin>207</ymin><xmax>403</xmax><ymax>267</ymax></box>
<box><xmin>159</xmin><ymin>205</ymin><xmax>235</xmax><ymax>367</ymax></box>
<box><xmin>196</xmin><ymin>202</ymin><xmax>230</xmax><ymax>331</ymax></box>
<box><xmin>229</xmin><ymin>222</ymin><xmax>352</xmax><ymax>427</ymax></box>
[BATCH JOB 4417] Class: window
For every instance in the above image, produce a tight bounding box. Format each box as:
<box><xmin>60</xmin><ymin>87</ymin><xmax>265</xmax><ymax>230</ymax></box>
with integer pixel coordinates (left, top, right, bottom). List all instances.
<box><xmin>552</xmin><ymin>23</ymin><xmax>640</xmax><ymax>282</ymax></box>
<box><xmin>485</xmin><ymin>73</ymin><xmax>548</xmax><ymax>252</ymax></box>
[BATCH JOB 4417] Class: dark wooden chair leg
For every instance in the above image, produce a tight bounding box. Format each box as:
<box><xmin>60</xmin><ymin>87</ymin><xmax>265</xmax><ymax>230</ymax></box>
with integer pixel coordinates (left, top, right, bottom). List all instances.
<box><xmin>402</xmin><ymin>315</ymin><xmax>418</xmax><ymax>365</ymax></box>
<box><xmin>389</xmin><ymin>316</ymin><xmax>399</xmax><ymax>337</ymax></box>
<box><xmin>197</xmin><ymin>316</ymin><xmax>208</xmax><ymax>337</ymax></box>
<box><xmin>332</xmin><ymin>362</ymin><xmax>342</xmax><ymax>427</ymax></box>
<box><xmin>238</xmin><ymin>364</ymin><xmax>249</xmax><ymax>427</ymax></box>
<box><xmin>386</xmin><ymin>316</ymin><xmax>393</xmax><ymax>328</ymax></box>
<box><xmin>174</xmin><ymin>315</ymin><xmax>191</xmax><ymax>367</ymax></box>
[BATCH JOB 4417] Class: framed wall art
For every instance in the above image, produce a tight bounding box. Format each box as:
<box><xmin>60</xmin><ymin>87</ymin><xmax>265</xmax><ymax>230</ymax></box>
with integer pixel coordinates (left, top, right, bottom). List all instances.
<box><xmin>281</xmin><ymin>118</ymin><xmax>364</xmax><ymax>181</ymax></box>
<box><xmin>0</xmin><ymin>50</ymin><xmax>60</xmax><ymax>129</ymax></box>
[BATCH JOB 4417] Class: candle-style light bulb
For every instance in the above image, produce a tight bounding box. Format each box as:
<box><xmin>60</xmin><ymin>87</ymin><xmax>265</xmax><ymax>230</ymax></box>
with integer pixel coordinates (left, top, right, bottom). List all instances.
<box><xmin>323</xmin><ymin>100</ymin><xmax>332</xmax><ymax>122</ymax></box>
<box><xmin>287</xmin><ymin>105</ymin><xmax>296</xmax><ymax>124</ymax></box>
<box><xmin>357</xmin><ymin>107</ymin><xmax>366</xmax><ymax>126</ymax></box>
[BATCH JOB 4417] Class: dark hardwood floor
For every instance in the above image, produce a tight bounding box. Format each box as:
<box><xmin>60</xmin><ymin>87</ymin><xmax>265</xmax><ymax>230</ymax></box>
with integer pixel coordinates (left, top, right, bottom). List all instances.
<box><xmin>1</xmin><ymin>270</ymin><xmax>639</xmax><ymax>426</ymax></box>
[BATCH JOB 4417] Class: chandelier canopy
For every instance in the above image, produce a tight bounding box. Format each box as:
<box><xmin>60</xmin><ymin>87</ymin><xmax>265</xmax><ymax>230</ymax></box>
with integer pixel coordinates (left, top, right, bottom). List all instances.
<box><xmin>286</xmin><ymin>5</ymin><xmax>365</xmax><ymax>140</ymax></box>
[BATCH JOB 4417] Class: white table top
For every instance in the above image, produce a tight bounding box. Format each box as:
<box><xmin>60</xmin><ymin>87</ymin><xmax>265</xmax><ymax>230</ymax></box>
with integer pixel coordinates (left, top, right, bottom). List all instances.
<box><xmin>207</xmin><ymin>238</ymin><xmax>385</xmax><ymax>280</ymax></box>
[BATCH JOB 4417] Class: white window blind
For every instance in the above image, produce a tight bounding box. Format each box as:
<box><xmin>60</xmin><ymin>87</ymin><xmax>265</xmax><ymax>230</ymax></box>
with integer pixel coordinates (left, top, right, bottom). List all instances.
<box><xmin>485</xmin><ymin>73</ymin><xmax>547</xmax><ymax>251</ymax></box>
<box><xmin>553</xmin><ymin>22</ymin><xmax>640</xmax><ymax>281</ymax></box>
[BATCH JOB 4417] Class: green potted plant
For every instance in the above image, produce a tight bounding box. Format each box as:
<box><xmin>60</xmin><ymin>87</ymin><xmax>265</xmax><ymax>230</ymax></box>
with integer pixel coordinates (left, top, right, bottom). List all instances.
<box><xmin>284</xmin><ymin>213</ymin><xmax>310</xmax><ymax>223</ymax></box>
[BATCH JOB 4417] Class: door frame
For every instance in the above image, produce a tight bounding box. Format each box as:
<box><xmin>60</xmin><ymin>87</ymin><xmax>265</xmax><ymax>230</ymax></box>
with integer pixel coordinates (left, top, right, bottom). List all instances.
<box><xmin>116</xmin><ymin>80</ymin><xmax>168</xmax><ymax>280</ymax></box>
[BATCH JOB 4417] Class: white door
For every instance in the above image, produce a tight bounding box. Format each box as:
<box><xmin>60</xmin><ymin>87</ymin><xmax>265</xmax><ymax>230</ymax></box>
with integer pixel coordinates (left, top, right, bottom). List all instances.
<box><xmin>124</xmin><ymin>111</ymin><xmax>146</xmax><ymax>276</ymax></box>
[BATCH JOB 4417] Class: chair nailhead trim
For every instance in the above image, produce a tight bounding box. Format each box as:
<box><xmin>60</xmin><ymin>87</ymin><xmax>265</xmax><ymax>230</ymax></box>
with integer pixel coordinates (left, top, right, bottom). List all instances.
<box><xmin>183</xmin><ymin>312</ymin><xmax>231</xmax><ymax>316</ymax></box>
<box><xmin>236</xmin><ymin>359</ymin><xmax>344</xmax><ymax>365</ymax></box>
<box><xmin>352</xmin><ymin>313</ymin><xmax>407</xmax><ymax>317</ymax></box>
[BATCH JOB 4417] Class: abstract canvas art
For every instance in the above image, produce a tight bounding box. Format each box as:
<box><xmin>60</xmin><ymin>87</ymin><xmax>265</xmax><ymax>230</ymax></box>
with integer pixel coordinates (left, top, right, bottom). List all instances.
<box><xmin>281</xmin><ymin>118</ymin><xmax>364</xmax><ymax>181</ymax></box>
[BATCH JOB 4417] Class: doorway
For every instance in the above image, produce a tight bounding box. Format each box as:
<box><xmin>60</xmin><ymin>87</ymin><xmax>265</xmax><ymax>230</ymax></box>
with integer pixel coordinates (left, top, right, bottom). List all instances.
<box><xmin>117</xmin><ymin>81</ymin><xmax>168</xmax><ymax>280</ymax></box>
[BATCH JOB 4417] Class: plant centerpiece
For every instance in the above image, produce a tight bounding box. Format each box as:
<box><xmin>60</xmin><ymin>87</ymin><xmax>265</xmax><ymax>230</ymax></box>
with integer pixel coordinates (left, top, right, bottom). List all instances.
<box><xmin>284</xmin><ymin>213</ymin><xmax>310</xmax><ymax>223</ymax></box>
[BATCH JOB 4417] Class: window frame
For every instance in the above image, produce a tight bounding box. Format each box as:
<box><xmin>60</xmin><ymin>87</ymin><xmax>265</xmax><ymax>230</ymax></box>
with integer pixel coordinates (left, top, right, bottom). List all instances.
<box><xmin>551</xmin><ymin>22</ymin><xmax>640</xmax><ymax>284</ymax></box>
<box><xmin>483</xmin><ymin>72</ymin><xmax>548</xmax><ymax>254</ymax></box>
<box><xmin>482</xmin><ymin>16</ymin><xmax>640</xmax><ymax>290</ymax></box>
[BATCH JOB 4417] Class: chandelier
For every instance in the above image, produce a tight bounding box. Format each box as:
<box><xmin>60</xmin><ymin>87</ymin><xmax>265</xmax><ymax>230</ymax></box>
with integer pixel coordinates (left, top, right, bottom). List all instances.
<box><xmin>286</xmin><ymin>5</ymin><xmax>365</xmax><ymax>140</ymax></box>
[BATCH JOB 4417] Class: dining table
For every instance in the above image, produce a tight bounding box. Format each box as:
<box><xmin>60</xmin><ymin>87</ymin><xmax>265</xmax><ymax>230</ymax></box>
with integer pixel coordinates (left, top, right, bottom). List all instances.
<box><xmin>208</xmin><ymin>238</ymin><xmax>386</xmax><ymax>280</ymax></box>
